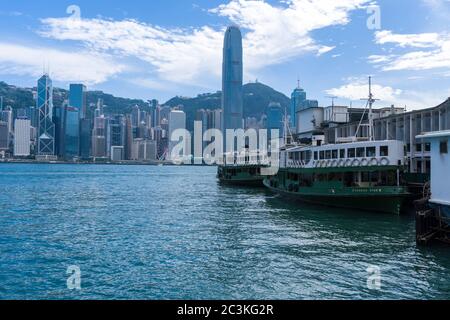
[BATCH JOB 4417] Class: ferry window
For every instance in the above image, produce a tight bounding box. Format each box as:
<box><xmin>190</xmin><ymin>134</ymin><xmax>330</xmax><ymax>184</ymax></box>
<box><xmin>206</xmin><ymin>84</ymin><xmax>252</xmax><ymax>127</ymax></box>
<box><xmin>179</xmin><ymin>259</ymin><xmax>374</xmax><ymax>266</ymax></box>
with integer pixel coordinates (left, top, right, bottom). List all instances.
<box><xmin>406</xmin><ymin>144</ymin><xmax>411</xmax><ymax>152</ymax></box>
<box><xmin>320</xmin><ymin>151</ymin><xmax>325</xmax><ymax>160</ymax></box>
<box><xmin>380</xmin><ymin>146</ymin><xmax>389</xmax><ymax>156</ymax></box>
<box><xmin>416</xmin><ymin>144</ymin><xmax>422</xmax><ymax>152</ymax></box>
<box><xmin>425</xmin><ymin>143</ymin><xmax>431</xmax><ymax>152</ymax></box>
<box><xmin>366</xmin><ymin>147</ymin><xmax>376</xmax><ymax>157</ymax></box>
<box><xmin>340</xmin><ymin>149</ymin><xmax>345</xmax><ymax>158</ymax></box>
<box><xmin>325</xmin><ymin>150</ymin><xmax>332</xmax><ymax>159</ymax></box>
<box><xmin>348</xmin><ymin>148</ymin><xmax>356</xmax><ymax>158</ymax></box>
<box><xmin>314</xmin><ymin>151</ymin><xmax>318</xmax><ymax>160</ymax></box>
<box><xmin>306</xmin><ymin>151</ymin><xmax>312</xmax><ymax>162</ymax></box>
<box><xmin>332</xmin><ymin>150</ymin><xmax>338</xmax><ymax>159</ymax></box>
<box><xmin>356</xmin><ymin>147</ymin><xmax>365</xmax><ymax>158</ymax></box>
<box><xmin>288</xmin><ymin>153</ymin><xmax>293</xmax><ymax>160</ymax></box>
<box><xmin>440</xmin><ymin>140</ymin><xmax>448</xmax><ymax>154</ymax></box>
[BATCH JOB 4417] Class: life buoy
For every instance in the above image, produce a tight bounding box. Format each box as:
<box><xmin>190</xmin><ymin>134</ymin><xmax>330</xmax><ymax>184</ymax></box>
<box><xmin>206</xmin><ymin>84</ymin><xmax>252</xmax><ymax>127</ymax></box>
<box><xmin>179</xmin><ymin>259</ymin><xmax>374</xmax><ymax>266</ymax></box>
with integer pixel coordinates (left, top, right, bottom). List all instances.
<box><xmin>345</xmin><ymin>159</ymin><xmax>352</xmax><ymax>167</ymax></box>
<box><xmin>369</xmin><ymin>158</ymin><xmax>379</xmax><ymax>166</ymax></box>
<box><xmin>338</xmin><ymin>159</ymin><xmax>345</xmax><ymax>167</ymax></box>
<box><xmin>351</xmin><ymin>159</ymin><xmax>360</xmax><ymax>166</ymax></box>
<box><xmin>331</xmin><ymin>160</ymin><xmax>338</xmax><ymax>167</ymax></box>
<box><xmin>380</xmin><ymin>157</ymin><xmax>390</xmax><ymax>166</ymax></box>
<box><xmin>360</xmin><ymin>158</ymin><xmax>369</xmax><ymax>166</ymax></box>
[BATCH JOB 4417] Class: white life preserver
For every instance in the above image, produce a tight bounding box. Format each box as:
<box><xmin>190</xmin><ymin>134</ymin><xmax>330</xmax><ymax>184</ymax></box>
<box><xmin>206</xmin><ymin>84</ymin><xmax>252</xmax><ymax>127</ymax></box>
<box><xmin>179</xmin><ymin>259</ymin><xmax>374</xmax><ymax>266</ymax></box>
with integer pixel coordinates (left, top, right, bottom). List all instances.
<box><xmin>369</xmin><ymin>158</ymin><xmax>379</xmax><ymax>166</ymax></box>
<box><xmin>351</xmin><ymin>159</ymin><xmax>360</xmax><ymax>167</ymax></box>
<box><xmin>360</xmin><ymin>158</ymin><xmax>369</xmax><ymax>166</ymax></box>
<box><xmin>345</xmin><ymin>159</ymin><xmax>352</xmax><ymax>167</ymax></box>
<box><xmin>380</xmin><ymin>157</ymin><xmax>390</xmax><ymax>166</ymax></box>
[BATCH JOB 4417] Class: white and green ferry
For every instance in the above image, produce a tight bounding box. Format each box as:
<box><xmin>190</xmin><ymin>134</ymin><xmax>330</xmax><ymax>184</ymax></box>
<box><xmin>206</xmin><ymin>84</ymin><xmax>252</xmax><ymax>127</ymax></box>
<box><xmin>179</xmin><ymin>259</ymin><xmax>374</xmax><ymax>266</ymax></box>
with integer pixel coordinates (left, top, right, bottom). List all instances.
<box><xmin>264</xmin><ymin>139</ymin><xmax>411</xmax><ymax>214</ymax></box>
<box><xmin>217</xmin><ymin>151</ymin><xmax>270</xmax><ymax>187</ymax></box>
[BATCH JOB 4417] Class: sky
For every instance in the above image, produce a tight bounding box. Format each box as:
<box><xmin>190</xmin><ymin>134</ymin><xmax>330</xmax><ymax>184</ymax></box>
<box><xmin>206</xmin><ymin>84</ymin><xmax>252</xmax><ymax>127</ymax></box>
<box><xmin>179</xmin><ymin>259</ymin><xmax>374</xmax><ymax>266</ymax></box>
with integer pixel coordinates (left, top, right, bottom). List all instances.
<box><xmin>0</xmin><ymin>0</ymin><xmax>449</xmax><ymax>110</ymax></box>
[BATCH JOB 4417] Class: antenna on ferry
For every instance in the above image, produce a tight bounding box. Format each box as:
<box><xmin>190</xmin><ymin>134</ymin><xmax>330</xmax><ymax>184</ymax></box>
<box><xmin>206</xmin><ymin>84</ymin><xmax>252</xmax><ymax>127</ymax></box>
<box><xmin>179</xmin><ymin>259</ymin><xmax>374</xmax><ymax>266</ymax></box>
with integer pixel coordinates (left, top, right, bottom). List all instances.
<box><xmin>284</xmin><ymin>105</ymin><xmax>288</xmax><ymax>147</ymax></box>
<box><xmin>360</xmin><ymin>76</ymin><xmax>379</xmax><ymax>142</ymax></box>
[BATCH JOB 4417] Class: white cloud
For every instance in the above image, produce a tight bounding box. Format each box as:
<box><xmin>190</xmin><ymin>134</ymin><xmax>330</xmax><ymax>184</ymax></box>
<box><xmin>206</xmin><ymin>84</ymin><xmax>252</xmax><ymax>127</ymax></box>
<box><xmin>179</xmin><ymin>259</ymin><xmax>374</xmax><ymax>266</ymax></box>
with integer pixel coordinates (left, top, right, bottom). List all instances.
<box><xmin>325</xmin><ymin>80</ymin><xmax>402</xmax><ymax>102</ymax></box>
<box><xmin>0</xmin><ymin>42</ymin><xmax>126</xmax><ymax>85</ymax></box>
<box><xmin>374</xmin><ymin>30</ymin><xmax>440</xmax><ymax>48</ymax></box>
<box><xmin>325</xmin><ymin>79</ymin><xmax>448</xmax><ymax>110</ymax></box>
<box><xmin>370</xmin><ymin>30</ymin><xmax>450</xmax><ymax>72</ymax></box>
<box><xmin>36</xmin><ymin>0</ymin><xmax>371</xmax><ymax>86</ymax></box>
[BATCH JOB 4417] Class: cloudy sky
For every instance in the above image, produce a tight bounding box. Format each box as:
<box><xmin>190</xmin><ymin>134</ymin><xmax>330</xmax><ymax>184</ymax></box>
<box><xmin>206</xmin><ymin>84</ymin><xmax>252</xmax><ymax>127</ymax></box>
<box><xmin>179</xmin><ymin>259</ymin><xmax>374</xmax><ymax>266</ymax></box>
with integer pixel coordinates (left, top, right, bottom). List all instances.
<box><xmin>0</xmin><ymin>0</ymin><xmax>449</xmax><ymax>110</ymax></box>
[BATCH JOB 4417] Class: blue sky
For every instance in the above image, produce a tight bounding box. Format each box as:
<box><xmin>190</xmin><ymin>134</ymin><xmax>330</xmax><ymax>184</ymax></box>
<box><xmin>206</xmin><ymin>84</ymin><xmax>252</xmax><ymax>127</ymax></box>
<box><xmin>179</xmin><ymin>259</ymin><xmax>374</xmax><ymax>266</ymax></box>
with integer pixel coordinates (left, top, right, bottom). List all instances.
<box><xmin>0</xmin><ymin>0</ymin><xmax>449</xmax><ymax>110</ymax></box>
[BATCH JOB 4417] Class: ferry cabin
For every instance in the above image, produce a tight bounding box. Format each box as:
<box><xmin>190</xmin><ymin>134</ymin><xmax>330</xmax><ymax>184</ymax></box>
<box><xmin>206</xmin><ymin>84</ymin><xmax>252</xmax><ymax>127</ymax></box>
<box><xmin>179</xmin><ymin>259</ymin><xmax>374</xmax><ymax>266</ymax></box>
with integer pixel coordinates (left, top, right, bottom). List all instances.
<box><xmin>280</xmin><ymin>140</ymin><xmax>406</xmax><ymax>188</ymax></box>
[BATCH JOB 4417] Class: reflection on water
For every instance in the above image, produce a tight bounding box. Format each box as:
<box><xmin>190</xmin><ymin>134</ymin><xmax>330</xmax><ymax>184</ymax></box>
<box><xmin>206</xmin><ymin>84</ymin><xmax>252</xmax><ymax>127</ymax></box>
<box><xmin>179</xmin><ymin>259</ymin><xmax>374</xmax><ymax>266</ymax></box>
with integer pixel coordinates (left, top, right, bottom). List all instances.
<box><xmin>0</xmin><ymin>164</ymin><xmax>449</xmax><ymax>299</ymax></box>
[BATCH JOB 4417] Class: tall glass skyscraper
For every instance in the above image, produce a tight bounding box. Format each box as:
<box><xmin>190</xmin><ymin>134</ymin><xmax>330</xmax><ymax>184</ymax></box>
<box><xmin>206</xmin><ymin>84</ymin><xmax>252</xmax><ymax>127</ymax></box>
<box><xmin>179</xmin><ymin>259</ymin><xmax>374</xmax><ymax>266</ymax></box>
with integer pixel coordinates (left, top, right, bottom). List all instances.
<box><xmin>290</xmin><ymin>83</ymin><xmax>319</xmax><ymax>128</ymax></box>
<box><xmin>222</xmin><ymin>26</ymin><xmax>243</xmax><ymax>148</ymax></box>
<box><xmin>37</xmin><ymin>74</ymin><xmax>55</xmax><ymax>156</ymax></box>
<box><xmin>64</xmin><ymin>106</ymin><xmax>80</xmax><ymax>160</ymax></box>
<box><xmin>62</xmin><ymin>84</ymin><xmax>85</xmax><ymax>160</ymax></box>
<box><xmin>290</xmin><ymin>85</ymin><xmax>306</xmax><ymax>128</ymax></box>
<box><xmin>69</xmin><ymin>84</ymin><xmax>87</xmax><ymax>119</ymax></box>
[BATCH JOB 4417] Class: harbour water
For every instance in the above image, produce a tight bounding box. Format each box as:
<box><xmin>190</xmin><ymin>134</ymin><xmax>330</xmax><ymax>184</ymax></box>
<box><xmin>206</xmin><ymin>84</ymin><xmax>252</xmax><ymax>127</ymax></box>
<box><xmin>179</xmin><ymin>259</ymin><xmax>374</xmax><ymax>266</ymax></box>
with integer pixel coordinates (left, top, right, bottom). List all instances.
<box><xmin>0</xmin><ymin>164</ymin><xmax>449</xmax><ymax>300</ymax></box>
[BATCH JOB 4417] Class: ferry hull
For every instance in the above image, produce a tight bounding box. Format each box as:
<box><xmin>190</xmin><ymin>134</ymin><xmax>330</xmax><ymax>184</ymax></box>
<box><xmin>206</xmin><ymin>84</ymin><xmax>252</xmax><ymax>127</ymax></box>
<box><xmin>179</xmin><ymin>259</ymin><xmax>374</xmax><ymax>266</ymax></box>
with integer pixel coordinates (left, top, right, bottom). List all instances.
<box><xmin>217</xmin><ymin>165</ymin><xmax>266</xmax><ymax>187</ymax></box>
<box><xmin>263</xmin><ymin>180</ymin><xmax>408</xmax><ymax>215</ymax></box>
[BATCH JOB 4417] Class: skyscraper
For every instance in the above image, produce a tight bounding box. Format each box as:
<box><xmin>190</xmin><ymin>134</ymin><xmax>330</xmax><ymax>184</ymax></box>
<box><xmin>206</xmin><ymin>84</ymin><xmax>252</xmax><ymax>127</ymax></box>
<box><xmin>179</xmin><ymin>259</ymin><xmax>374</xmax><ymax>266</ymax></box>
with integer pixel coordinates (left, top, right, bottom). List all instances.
<box><xmin>69</xmin><ymin>84</ymin><xmax>87</xmax><ymax>119</ymax></box>
<box><xmin>37</xmin><ymin>74</ymin><xmax>56</xmax><ymax>157</ymax></box>
<box><xmin>267</xmin><ymin>102</ymin><xmax>283</xmax><ymax>138</ymax></box>
<box><xmin>64</xmin><ymin>106</ymin><xmax>80</xmax><ymax>160</ymax></box>
<box><xmin>14</xmin><ymin>118</ymin><xmax>31</xmax><ymax>157</ymax></box>
<box><xmin>79</xmin><ymin>118</ymin><xmax>92</xmax><ymax>160</ymax></box>
<box><xmin>222</xmin><ymin>26</ymin><xmax>243</xmax><ymax>147</ymax></box>
<box><xmin>0</xmin><ymin>121</ymin><xmax>9</xmax><ymax>151</ymax></box>
<box><xmin>91</xmin><ymin>116</ymin><xmax>107</xmax><ymax>158</ymax></box>
<box><xmin>290</xmin><ymin>82</ymin><xmax>319</xmax><ymax>128</ymax></box>
<box><xmin>168</xmin><ymin>109</ymin><xmax>187</xmax><ymax>161</ymax></box>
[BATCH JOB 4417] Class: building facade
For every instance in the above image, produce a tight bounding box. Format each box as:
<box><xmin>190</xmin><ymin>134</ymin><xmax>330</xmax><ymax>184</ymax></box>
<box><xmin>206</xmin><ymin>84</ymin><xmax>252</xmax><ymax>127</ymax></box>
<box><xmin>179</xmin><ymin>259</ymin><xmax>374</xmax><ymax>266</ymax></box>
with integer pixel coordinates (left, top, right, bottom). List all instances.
<box><xmin>69</xmin><ymin>84</ymin><xmax>87</xmax><ymax>119</ymax></box>
<box><xmin>64</xmin><ymin>106</ymin><xmax>80</xmax><ymax>160</ymax></box>
<box><xmin>222</xmin><ymin>26</ymin><xmax>243</xmax><ymax>143</ymax></box>
<box><xmin>14</xmin><ymin>118</ymin><xmax>31</xmax><ymax>157</ymax></box>
<box><xmin>168</xmin><ymin>110</ymin><xmax>188</xmax><ymax>161</ymax></box>
<box><xmin>37</xmin><ymin>74</ymin><xmax>56</xmax><ymax>157</ymax></box>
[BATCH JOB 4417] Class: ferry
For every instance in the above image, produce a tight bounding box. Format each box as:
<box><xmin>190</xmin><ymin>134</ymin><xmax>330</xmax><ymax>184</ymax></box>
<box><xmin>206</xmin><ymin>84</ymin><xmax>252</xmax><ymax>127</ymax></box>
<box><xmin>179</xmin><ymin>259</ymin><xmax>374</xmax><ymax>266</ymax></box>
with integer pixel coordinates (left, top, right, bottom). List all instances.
<box><xmin>217</xmin><ymin>151</ymin><xmax>269</xmax><ymax>187</ymax></box>
<box><xmin>264</xmin><ymin>77</ymin><xmax>411</xmax><ymax>214</ymax></box>
<box><xmin>263</xmin><ymin>139</ymin><xmax>410</xmax><ymax>214</ymax></box>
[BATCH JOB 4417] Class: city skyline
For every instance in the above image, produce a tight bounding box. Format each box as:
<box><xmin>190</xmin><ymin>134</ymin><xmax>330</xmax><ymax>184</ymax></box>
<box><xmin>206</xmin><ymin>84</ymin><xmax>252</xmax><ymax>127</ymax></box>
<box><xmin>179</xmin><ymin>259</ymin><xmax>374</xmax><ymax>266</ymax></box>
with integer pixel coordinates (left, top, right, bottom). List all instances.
<box><xmin>0</xmin><ymin>1</ymin><xmax>449</xmax><ymax>110</ymax></box>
